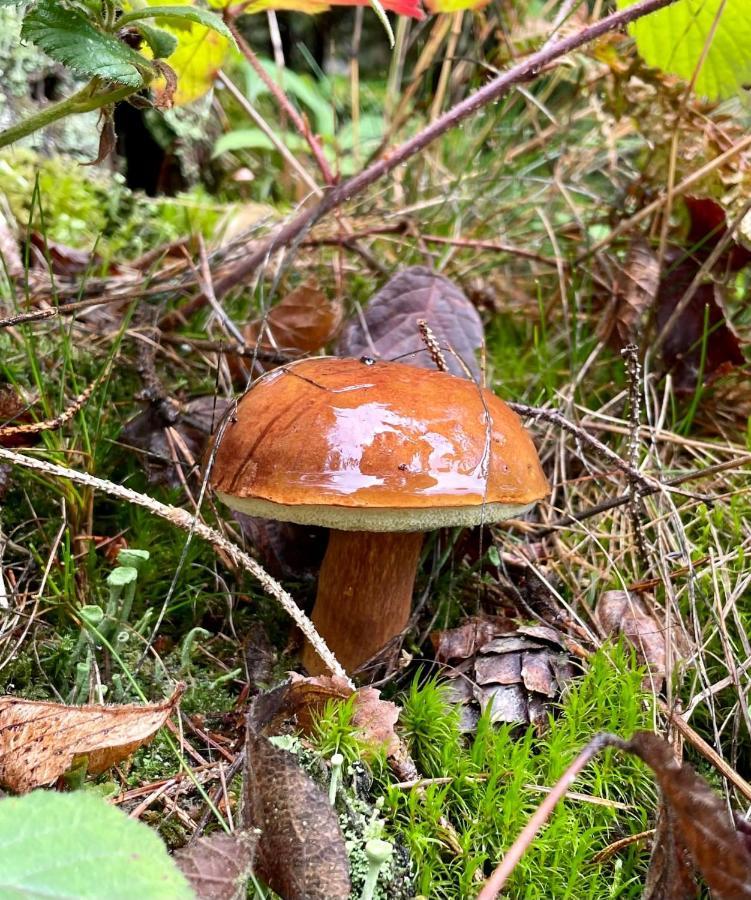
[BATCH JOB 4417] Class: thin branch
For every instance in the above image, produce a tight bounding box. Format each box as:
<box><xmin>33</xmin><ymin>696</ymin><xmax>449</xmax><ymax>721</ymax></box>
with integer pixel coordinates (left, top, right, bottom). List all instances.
<box><xmin>195</xmin><ymin>0</ymin><xmax>680</xmax><ymax>306</ymax></box>
<box><xmin>224</xmin><ymin>15</ymin><xmax>335</xmax><ymax>186</ymax></box>
<box><xmin>0</xmin><ymin>446</ymin><xmax>351</xmax><ymax>685</ymax></box>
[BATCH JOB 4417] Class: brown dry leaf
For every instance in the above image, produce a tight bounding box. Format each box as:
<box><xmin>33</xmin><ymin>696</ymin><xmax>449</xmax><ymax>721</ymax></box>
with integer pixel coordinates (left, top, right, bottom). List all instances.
<box><xmin>0</xmin><ymin>685</ymin><xmax>184</xmax><ymax>793</ymax></box>
<box><xmin>0</xmin><ymin>385</ymin><xmax>38</xmax><ymax>450</ymax></box>
<box><xmin>123</xmin><ymin>396</ymin><xmax>230</xmax><ymax>487</ymax></box>
<box><xmin>232</xmin><ymin>512</ymin><xmax>325</xmax><ymax>583</ymax></box>
<box><xmin>245</xmin><ymin>724</ymin><xmax>350</xmax><ymax>899</ymax></box>
<box><xmin>595</xmin><ymin>591</ymin><xmax>666</xmax><ymax>687</ymax></box>
<box><xmin>625</xmin><ymin>731</ymin><xmax>751</xmax><ymax>899</ymax></box>
<box><xmin>604</xmin><ymin>238</ymin><xmax>660</xmax><ymax>346</ymax></box>
<box><xmin>175</xmin><ymin>831</ymin><xmax>257</xmax><ymax>900</ymax></box>
<box><xmin>230</xmin><ymin>283</ymin><xmax>343</xmax><ymax>382</ymax></box>
<box><xmin>337</xmin><ymin>266</ymin><xmax>484</xmax><ymax>379</ymax></box>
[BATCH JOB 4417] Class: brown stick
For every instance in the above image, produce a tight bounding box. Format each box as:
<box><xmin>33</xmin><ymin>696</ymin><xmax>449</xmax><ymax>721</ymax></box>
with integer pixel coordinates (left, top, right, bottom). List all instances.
<box><xmin>302</xmin><ymin>530</ymin><xmax>423</xmax><ymax>675</ymax></box>
<box><xmin>190</xmin><ymin>0</ymin><xmax>680</xmax><ymax>310</ymax></box>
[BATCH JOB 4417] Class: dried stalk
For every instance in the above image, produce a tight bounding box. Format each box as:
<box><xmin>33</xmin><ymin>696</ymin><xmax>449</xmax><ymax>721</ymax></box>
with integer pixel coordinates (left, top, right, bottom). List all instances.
<box><xmin>0</xmin><ymin>445</ymin><xmax>351</xmax><ymax>684</ymax></box>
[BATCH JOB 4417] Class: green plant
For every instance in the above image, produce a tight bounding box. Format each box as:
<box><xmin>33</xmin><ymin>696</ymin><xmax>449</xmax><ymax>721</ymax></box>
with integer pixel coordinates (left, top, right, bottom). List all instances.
<box><xmin>0</xmin><ymin>789</ymin><xmax>192</xmax><ymax>897</ymax></box>
<box><xmin>0</xmin><ymin>0</ymin><xmax>233</xmax><ymax>150</ymax></box>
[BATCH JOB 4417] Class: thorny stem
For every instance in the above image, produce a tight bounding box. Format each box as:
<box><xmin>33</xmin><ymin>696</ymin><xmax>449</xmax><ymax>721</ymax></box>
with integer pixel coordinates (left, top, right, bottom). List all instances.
<box><xmin>0</xmin><ymin>445</ymin><xmax>351</xmax><ymax>685</ymax></box>
<box><xmin>223</xmin><ymin>15</ymin><xmax>335</xmax><ymax>186</ymax></box>
<box><xmin>198</xmin><ymin>0</ymin><xmax>681</xmax><ymax>304</ymax></box>
<box><xmin>0</xmin><ymin>82</ymin><xmax>135</xmax><ymax>150</ymax></box>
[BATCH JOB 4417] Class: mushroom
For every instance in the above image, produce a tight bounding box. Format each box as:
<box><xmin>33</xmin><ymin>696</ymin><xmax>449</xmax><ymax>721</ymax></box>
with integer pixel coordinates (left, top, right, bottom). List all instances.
<box><xmin>209</xmin><ymin>357</ymin><xmax>549</xmax><ymax>674</ymax></box>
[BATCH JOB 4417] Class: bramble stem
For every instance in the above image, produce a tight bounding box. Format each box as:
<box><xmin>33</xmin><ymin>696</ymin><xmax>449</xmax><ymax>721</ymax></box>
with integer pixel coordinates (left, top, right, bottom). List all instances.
<box><xmin>0</xmin><ymin>82</ymin><xmax>135</xmax><ymax>150</ymax></box>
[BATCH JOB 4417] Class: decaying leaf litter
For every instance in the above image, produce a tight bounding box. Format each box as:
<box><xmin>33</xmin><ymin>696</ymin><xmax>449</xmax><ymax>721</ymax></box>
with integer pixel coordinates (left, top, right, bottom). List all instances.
<box><xmin>1</xmin><ymin>0</ymin><xmax>751</xmax><ymax>897</ymax></box>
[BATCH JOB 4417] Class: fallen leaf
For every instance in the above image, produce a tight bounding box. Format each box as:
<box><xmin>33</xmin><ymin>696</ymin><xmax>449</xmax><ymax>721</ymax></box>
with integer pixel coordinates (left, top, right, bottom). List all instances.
<box><xmin>655</xmin><ymin>197</ymin><xmax>749</xmax><ymax>392</ymax></box>
<box><xmin>230</xmin><ymin>283</ymin><xmax>343</xmax><ymax>381</ymax></box>
<box><xmin>337</xmin><ymin>266</ymin><xmax>484</xmax><ymax>380</ymax></box>
<box><xmin>603</xmin><ymin>238</ymin><xmax>660</xmax><ymax>346</ymax></box>
<box><xmin>0</xmin><ymin>685</ymin><xmax>184</xmax><ymax>793</ymax></box>
<box><xmin>625</xmin><ymin>731</ymin><xmax>751</xmax><ymax>899</ymax></box>
<box><xmin>245</xmin><ymin>721</ymin><xmax>350</xmax><ymax>899</ymax></box>
<box><xmin>595</xmin><ymin>590</ymin><xmax>666</xmax><ymax>688</ymax></box>
<box><xmin>123</xmin><ymin>396</ymin><xmax>230</xmax><ymax>487</ymax></box>
<box><xmin>0</xmin><ymin>385</ymin><xmax>38</xmax><ymax>450</ymax></box>
<box><xmin>28</xmin><ymin>233</ymin><xmax>99</xmax><ymax>276</ymax></box>
<box><xmin>175</xmin><ymin>831</ymin><xmax>257</xmax><ymax>900</ymax></box>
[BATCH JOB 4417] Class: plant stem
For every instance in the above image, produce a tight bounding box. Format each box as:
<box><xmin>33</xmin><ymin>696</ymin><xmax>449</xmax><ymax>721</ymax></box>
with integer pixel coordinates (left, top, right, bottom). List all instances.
<box><xmin>198</xmin><ymin>0</ymin><xmax>683</xmax><ymax>304</ymax></box>
<box><xmin>0</xmin><ymin>82</ymin><xmax>135</xmax><ymax>150</ymax></box>
<box><xmin>224</xmin><ymin>14</ymin><xmax>335</xmax><ymax>185</ymax></box>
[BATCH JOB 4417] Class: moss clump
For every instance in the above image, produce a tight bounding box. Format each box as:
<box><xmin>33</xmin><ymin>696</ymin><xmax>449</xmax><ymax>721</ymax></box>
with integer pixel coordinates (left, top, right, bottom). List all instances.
<box><xmin>390</xmin><ymin>644</ymin><xmax>656</xmax><ymax>899</ymax></box>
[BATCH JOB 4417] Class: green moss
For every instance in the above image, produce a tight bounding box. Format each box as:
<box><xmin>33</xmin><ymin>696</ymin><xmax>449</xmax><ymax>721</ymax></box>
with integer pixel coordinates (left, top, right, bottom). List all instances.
<box><xmin>389</xmin><ymin>644</ymin><xmax>655</xmax><ymax>898</ymax></box>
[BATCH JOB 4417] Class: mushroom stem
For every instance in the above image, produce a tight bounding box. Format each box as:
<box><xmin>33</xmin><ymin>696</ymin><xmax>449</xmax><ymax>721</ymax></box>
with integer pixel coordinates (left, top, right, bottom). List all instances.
<box><xmin>302</xmin><ymin>530</ymin><xmax>424</xmax><ymax>675</ymax></box>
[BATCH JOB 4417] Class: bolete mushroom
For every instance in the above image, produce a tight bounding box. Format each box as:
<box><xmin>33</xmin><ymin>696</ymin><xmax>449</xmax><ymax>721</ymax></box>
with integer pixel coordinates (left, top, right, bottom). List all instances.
<box><xmin>209</xmin><ymin>357</ymin><xmax>549</xmax><ymax>674</ymax></box>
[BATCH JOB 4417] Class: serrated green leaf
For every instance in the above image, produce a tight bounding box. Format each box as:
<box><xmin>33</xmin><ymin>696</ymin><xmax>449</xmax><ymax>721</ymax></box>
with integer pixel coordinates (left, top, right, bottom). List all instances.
<box><xmin>0</xmin><ymin>790</ymin><xmax>194</xmax><ymax>898</ymax></box>
<box><xmin>118</xmin><ymin>5</ymin><xmax>236</xmax><ymax>46</ymax></box>
<box><xmin>137</xmin><ymin>22</ymin><xmax>179</xmax><ymax>58</ymax></box>
<box><xmin>617</xmin><ymin>0</ymin><xmax>751</xmax><ymax>100</ymax></box>
<box><xmin>21</xmin><ymin>0</ymin><xmax>149</xmax><ymax>87</ymax></box>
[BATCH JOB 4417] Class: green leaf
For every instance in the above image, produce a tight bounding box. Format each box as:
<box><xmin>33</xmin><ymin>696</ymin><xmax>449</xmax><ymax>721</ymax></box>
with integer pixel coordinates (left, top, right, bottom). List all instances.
<box><xmin>0</xmin><ymin>790</ymin><xmax>194</xmax><ymax>898</ymax></box>
<box><xmin>21</xmin><ymin>0</ymin><xmax>149</xmax><ymax>87</ymax></box>
<box><xmin>118</xmin><ymin>5</ymin><xmax>236</xmax><ymax>46</ymax></box>
<box><xmin>617</xmin><ymin>0</ymin><xmax>751</xmax><ymax>100</ymax></box>
<box><xmin>213</xmin><ymin>128</ymin><xmax>307</xmax><ymax>157</ymax></box>
<box><xmin>137</xmin><ymin>22</ymin><xmax>179</xmax><ymax>59</ymax></box>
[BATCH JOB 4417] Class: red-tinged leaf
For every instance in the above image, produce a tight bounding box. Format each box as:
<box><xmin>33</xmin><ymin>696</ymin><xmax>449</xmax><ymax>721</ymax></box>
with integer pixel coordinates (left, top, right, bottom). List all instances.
<box><xmin>0</xmin><ymin>385</ymin><xmax>39</xmax><ymax>450</ymax></box>
<box><xmin>602</xmin><ymin>239</ymin><xmax>660</xmax><ymax>346</ymax></box>
<box><xmin>684</xmin><ymin>196</ymin><xmax>751</xmax><ymax>270</ymax></box>
<box><xmin>625</xmin><ymin>731</ymin><xmax>751</xmax><ymax>899</ymax></box>
<box><xmin>337</xmin><ymin>266</ymin><xmax>484</xmax><ymax>380</ymax></box>
<box><xmin>241</xmin><ymin>0</ymin><xmax>424</xmax><ymax>16</ymax></box>
<box><xmin>655</xmin><ymin>254</ymin><xmax>744</xmax><ymax>393</ymax></box>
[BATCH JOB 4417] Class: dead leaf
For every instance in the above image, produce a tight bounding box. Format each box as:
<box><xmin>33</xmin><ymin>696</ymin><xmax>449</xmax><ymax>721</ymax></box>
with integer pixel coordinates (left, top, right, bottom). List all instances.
<box><xmin>0</xmin><ymin>685</ymin><xmax>184</xmax><ymax>793</ymax></box>
<box><xmin>337</xmin><ymin>266</ymin><xmax>484</xmax><ymax>380</ymax></box>
<box><xmin>245</xmin><ymin>719</ymin><xmax>350</xmax><ymax>899</ymax></box>
<box><xmin>123</xmin><ymin>396</ymin><xmax>230</xmax><ymax>487</ymax></box>
<box><xmin>604</xmin><ymin>239</ymin><xmax>660</xmax><ymax>345</ymax></box>
<box><xmin>625</xmin><ymin>731</ymin><xmax>751</xmax><ymax>899</ymax></box>
<box><xmin>175</xmin><ymin>831</ymin><xmax>257</xmax><ymax>900</ymax></box>
<box><xmin>595</xmin><ymin>591</ymin><xmax>666</xmax><ymax>688</ymax></box>
<box><xmin>0</xmin><ymin>385</ymin><xmax>38</xmax><ymax>450</ymax></box>
<box><xmin>230</xmin><ymin>283</ymin><xmax>343</xmax><ymax>381</ymax></box>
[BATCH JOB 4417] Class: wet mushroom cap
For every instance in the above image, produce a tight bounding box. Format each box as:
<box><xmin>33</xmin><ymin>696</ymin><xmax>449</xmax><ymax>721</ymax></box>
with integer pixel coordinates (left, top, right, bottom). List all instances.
<box><xmin>210</xmin><ymin>357</ymin><xmax>549</xmax><ymax>530</ymax></box>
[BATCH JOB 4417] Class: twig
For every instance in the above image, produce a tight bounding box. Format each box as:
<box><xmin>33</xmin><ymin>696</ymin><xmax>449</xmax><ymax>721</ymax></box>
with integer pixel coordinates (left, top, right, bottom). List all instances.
<box><xmin>621</xmin><ymin>344</ymin><xmax>648</xmax><ymax>563</ymax></box>
<box><xmin>0</xmin><ymin>364</ymin><xmax>112</xmax><ymax>439</ymax></box>
<box><xmin>0</xmin><ymin>445</ymin><xmax>351</xmax><ymax>684</ymax></box>
<box><xmin>0</xmin><ymin>308</ymin><xmax>57</xmax><ymax>329</ymax></box>
<box><xmin>507</xmin><ymin>401</ymin><xmax>670</xmax><ymax>498</ymax></box>
<box><xmin>477</xmin><ymin>733</ymin><xmax>623</xmax><ymax>898</ymax></box>
<box><xmin>193</xmin><ymin>0</ymin><xmax>682</xmax><ymax>305</ymax></box>
<box><xmin>223</xmin><ymin>15</ymin><xmax>334</xmax><ymax>186</ymax></box>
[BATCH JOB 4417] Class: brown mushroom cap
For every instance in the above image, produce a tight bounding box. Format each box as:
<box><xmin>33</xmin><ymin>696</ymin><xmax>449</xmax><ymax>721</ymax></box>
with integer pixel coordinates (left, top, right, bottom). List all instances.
<box><xmin>210</xmin><ymin>357</ymin><xmax>549</xmax><ymax>531</ymax></box>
